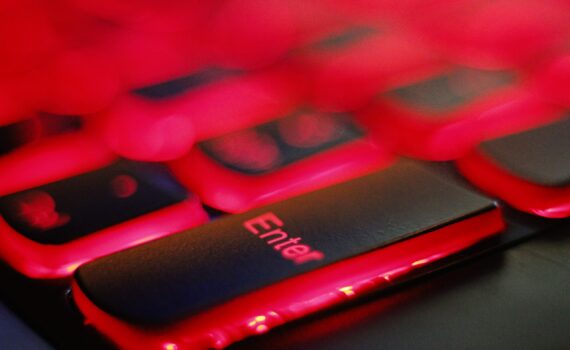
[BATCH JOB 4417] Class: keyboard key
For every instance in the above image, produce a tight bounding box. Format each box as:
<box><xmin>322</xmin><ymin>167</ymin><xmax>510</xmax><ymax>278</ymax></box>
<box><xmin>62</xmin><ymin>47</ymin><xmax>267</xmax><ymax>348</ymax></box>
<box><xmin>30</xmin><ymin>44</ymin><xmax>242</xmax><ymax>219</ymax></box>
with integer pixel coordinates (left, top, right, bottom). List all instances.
<box><xmin>171</xmin><ymin>110</ymin><xmax>393</xmax><ymax>212</ymax></box>
<box><xmin>96</xmin><ymin>67</ymin><xmax>303</xmax><ymax>161</ymax></box>
<box><xmin>0</xmin><ymin>159</ymin><xmax>207</xmax><ymax>278</ymax></box>
<box><xmin>367</xmin><ymin>65</ymin><xmax>560</xmax><ymax>160</ymax></box>
<box><xmin>457</xmin><ymin>117</ymin><xmax>570</xmax><ymax>218</ymax></box>
<box><xmin>72</xmin><ymin>161</ymin><xmax>504</xmax><ymax>349</ymax></box>
<box><xmin>296</xmin><ymin>26</ymin><xmax>439</xmax><ymax>111</ymax></box>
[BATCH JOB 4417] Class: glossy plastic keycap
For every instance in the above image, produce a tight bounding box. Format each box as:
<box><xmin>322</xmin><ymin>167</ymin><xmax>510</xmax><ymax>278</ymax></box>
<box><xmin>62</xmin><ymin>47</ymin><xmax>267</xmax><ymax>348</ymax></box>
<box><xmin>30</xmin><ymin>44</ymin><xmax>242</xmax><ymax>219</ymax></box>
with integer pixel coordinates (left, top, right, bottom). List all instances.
<box><xmin>0</xmin><ymin>157</ymin><xmax>207</xmax><ymax>278</ymax></box>
<box><xmin>457</xmin><ymin>117</ymin><xmax>570</xmax><ymax>218</ymax></box>
<box><xmin>72</xmin><ymin>161</ymin><xmax>504</xmax><ymax>349</ymax></box>
<box><xmin>170</xmin><ymin>109</ymin><xmax>393</xmax><ymax>212</ymax></box>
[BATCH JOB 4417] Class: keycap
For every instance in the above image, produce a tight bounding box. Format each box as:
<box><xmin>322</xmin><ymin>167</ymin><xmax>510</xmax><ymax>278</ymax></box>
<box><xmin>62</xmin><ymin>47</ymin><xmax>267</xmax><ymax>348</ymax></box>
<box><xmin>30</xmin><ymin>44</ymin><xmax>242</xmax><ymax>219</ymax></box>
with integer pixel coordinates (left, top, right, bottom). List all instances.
<box><xmin>72</xmin><ymin>161</ymin><xmax>504</xmax><ymax>349</ymax></box>
<box><xmin>367</xmin><ymin>65</ymin><xmax>560</xmax><ymax>160</ymax></box>
<box><xmin>170</xmin><ymin>109</ymin><xmax>393</xmax><ymax>212</ymax></box>
<box><xmin>296</xmin><ymin>26</ymin><xmax>439</xmax><ymax>111</ymax></box>
<box><xmin>457</xmin><ymin>117</ymin><xmax>570</xmax><ymax>218</ymax></box>
<box><xmin>95</xmin><ymin>67</ymin><xmax>303</xmax><ymax>161</ymax></box>
<box><xmin>0</xmin><ymin>159</ymin><xmax>207</xmax><ymax>278</ymax></box>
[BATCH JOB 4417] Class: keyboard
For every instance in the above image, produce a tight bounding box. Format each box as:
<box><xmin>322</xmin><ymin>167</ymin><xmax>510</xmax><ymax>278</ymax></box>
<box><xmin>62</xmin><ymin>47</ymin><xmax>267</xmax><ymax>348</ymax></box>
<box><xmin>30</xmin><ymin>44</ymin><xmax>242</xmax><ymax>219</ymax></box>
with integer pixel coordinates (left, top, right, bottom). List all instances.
<box><xmin>1</xmin><ymin>0</ymin><xmax>570</xmax><ymax>349</ymax></box>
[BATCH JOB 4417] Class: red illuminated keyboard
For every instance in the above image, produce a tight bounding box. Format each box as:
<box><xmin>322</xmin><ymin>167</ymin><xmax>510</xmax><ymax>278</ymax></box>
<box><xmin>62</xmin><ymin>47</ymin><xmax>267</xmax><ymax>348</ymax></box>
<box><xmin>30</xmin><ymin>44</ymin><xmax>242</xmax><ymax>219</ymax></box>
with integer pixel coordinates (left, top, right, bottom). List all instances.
<box><xmin>1</xmin><ymin>1</ymin><xmax>570</xmax><ymax>349</ymax></box>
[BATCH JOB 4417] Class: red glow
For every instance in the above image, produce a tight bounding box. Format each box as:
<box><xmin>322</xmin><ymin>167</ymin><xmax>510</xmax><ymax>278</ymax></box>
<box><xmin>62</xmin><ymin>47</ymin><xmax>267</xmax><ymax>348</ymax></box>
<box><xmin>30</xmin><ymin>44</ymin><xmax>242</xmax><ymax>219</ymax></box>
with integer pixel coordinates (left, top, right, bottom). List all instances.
<box><xmin>111</xmin><ymin>175</ymin><xmax>138</xmax><ymax>199</ymax></box>
<box><xmin>0</xmin><ymin>132</ymin><xmax>208</xmax><ymax>278</ymax></box>
<box><xmin>365</xmin><ymin>83</ymin><xmax>565</xmax><ymax>161</ymax></box>
<box><xmin>72</xmin><ymin>208</ymin><xmax>504</xmax><ymax>349</ymax></box>
<box><xmin>13</xmin><ymin>191</ymin><xmax>70</xmax><ymax>230</ymax></box>
<box><xmin>0</xmin><ymin>133</ymin><xmax>115</xmax><ymax>197</ymax></box>
<box><xmin>170</xmin><ymin>134</ymin><xmax>394</xmax><ymax>213</ymax></box>
<box><xmin>277</xmin><ymin>113</ymin><xmax>342</xmax><ymax>148</ymax></box>
<box><xmin>402</xmin><ymin>0</ymin><xmax>570</xmax><ymax>68</ymax></box>
<box><xmin>533</xmin><ymin>54</ymin><xmax>570</xmax><ymax>108</ymax></box>
<box><xmin>299</xmin><ymin>29</ymin><xmax>441</xmax><ymax>112</ymax></box>
<box><xmin>206</xmin><ymin>129</ymin><xmax>281</xmax><ymax>172</ymax></box>
<box><xmin>94</xmin><ymin>67</ymin><xmax>303</xmax><ymax>161</ymax></box>
<box><xmin>0</xmin><ymin>195</ymin><xmax>207</xmax><ymax>279</ymax></box>
<box><xmin>243</xmin><ymin>212</ymin><xmax>325</xmax><ymax>264</ymax></box>
<box><xmin>457</xmin><ymin>151</ymin><xmax>570</xmax><ymax>218</ymax></box>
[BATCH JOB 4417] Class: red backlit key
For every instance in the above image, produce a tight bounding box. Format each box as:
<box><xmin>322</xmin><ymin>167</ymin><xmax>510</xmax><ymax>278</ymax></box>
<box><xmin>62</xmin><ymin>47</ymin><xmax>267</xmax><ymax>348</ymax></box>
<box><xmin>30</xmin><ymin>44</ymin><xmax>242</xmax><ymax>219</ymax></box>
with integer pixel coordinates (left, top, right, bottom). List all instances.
<box><xmin>170</xmin><ymin>110</ymin><xmax>393</xmax><ymax>212</ymax></box>
<box><xmin>0</xmin><ymin>158</ymin><xmax>207</xmax><ymax>279</ymax></box>
<box><xmin>72</xmin><ymin>161</ymin><xmax>504</xmax><ymax>349</ymax></box>
<box><xmin>207</xmin><ymin>0</ymin><xmax>297</xmax><ymax>69</ymax></box>
<box><xmin>367</xmin><ymin>65</ymin><xmax>560</xmax><ymax>160</ymax></box>
<box><xmin>0</xmin><ymin>119</ymin><xmax>38</xmax><ymax>156</ymax></box>
<box><xmin>457</xmin><ymin>117</ymin><xmax>570</xmax><ymax>218</ymax></box>
<box><xmin>296</xmin><ymin>26</ymin><xmax>439</xmax><ymax>111</ymax></box>
<box><xmin>95</xmin><ymin>67</ymin><xmax>303</xmax><ymax>161</ymax></box>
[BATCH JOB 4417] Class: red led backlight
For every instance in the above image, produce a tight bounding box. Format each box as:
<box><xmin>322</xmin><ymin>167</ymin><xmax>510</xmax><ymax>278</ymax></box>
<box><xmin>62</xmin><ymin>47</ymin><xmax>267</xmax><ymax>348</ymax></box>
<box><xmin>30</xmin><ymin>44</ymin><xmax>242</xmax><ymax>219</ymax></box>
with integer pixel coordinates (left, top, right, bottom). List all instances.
<box><xmin>12</xmin><ymin>190</ymin><xmax>70</xmax><ymax>231</ymax></box>
<box><xmin>72</xmin><ymin>208</ymin><xmax>504</xmax><ymax>349</ymax></box>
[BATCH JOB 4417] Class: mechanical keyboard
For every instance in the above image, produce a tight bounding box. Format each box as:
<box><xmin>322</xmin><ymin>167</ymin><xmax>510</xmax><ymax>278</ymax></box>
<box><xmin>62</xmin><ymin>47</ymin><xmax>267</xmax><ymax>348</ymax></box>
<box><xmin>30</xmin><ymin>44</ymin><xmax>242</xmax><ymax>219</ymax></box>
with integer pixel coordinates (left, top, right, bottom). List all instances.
<box><xmin>1</xmin><ymin>0</ymin><xmax>570</xmax><ymax>349</ymax></box>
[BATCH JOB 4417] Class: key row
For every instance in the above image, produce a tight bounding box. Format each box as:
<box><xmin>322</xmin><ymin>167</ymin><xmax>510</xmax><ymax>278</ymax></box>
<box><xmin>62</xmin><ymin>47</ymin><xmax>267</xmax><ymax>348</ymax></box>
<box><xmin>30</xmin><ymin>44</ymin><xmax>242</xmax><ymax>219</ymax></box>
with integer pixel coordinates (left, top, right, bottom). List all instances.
<box><xmin>2</xmin><ymin>1</ymin><xmax>570</xmax><ymax>119</ymax></box>
<box><xmin>0</xmin><ymin>115</ymin><xmax>569</xmax><ymax>279</ymax></box>
<box><xmin>3</xmin><ymin>60</ymin><xmax>569</xmax><ymax>166</ymax></box>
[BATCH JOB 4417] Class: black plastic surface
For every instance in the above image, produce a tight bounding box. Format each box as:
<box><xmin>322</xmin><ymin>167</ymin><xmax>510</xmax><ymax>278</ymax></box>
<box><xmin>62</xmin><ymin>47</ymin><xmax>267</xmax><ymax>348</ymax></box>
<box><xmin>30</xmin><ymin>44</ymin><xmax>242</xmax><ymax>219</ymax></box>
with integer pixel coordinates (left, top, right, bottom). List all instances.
<box><xmin>75</xmin><ymin>161</ymin><xmax>496</xmax><ymax>325</ymax></box>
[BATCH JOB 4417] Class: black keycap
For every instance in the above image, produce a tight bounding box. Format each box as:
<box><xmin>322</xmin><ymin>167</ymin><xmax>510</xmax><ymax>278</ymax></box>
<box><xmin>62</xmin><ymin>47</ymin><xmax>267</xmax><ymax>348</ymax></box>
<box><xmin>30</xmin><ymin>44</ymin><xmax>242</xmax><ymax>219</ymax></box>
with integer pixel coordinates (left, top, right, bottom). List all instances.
<box><xmin>480</xmin><ymin>117</ymin><xmax>570</xmax><ymax>186</ymax></box>
<box><xmin>198</xmin><ymin>110</ymin><xmax>364</xmax><ymax>174</ymax></box>
<box><xmin>75</xmin><ymin>161</ymin><xmax>499</xmax><ymax>325</ymax></box>
<box><xmin>0</xmin><ymin>160</ymin><xmax>188</xmax><ymax>244</ymax></box>
<box><xmin>387</xmin><ymin>67</ymin><xmax>514</xmax><ymax>114</ymax></box>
